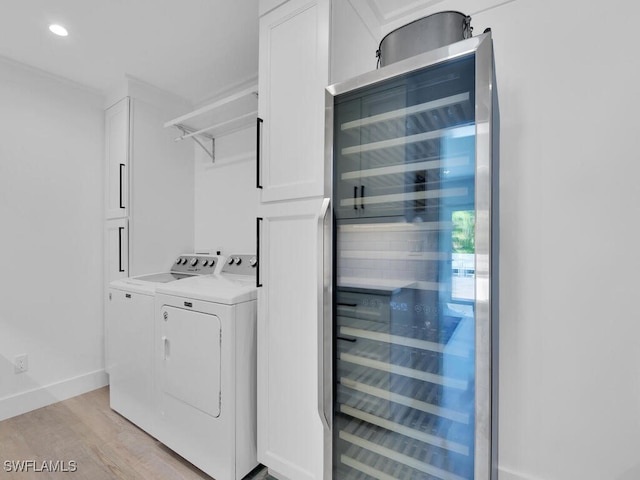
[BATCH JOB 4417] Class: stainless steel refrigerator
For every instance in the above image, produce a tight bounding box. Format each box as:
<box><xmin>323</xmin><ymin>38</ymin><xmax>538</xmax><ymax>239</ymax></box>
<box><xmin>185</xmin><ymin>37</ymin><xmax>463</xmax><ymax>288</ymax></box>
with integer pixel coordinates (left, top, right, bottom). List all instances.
<box><xmin>319</xmin><ymin>31</ymin><xmax>498</xmax><ymax>480</ymax></box>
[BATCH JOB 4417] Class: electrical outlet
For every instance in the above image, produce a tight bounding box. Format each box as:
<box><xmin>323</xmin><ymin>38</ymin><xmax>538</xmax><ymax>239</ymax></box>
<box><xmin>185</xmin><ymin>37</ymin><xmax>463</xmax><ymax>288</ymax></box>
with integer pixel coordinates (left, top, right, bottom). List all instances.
<box><xmin>14</xmin><ymin>354</ymin><xmax>28</xmax><ymax>374</ymax></box>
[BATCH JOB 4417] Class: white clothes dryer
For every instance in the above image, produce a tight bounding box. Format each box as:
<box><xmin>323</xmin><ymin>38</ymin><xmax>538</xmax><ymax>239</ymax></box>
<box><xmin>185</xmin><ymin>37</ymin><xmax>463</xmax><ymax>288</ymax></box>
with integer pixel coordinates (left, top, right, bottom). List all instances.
<box><xmin>153</xmin><ymin>254</ymin><xmax>258</xmax><ymax>480</ymax></box>
<box><xmin>106</xmin><ymin>253</ymin><xmax>223</xmax><ymax>436</ymax></box>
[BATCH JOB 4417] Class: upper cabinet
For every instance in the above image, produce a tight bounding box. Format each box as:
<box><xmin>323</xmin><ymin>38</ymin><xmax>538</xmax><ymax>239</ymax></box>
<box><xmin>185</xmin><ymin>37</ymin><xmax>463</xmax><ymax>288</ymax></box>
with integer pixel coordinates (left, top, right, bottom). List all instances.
<box><xmin>105</xmin><ymin>97</ymin><xmax>130</xmax><ymax>219</ymax></box>
<box><xmin>257</xmin><ymin>0</ymin><xmax>329</xmax><ymax>202</ymax></box>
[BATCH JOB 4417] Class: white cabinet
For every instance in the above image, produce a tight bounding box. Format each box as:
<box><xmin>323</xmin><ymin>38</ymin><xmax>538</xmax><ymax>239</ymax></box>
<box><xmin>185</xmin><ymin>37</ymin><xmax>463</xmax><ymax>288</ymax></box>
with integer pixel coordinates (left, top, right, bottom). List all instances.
<box><xmin>103</xmin><ymin>97</ymin><xmax>130</xmax><ymax>290</ymax></box>
<box><xmin>257</xmin><ymin>199</ymin><xmax>325</xmax><ymax>480</ymax></box>
<box><xmin>105</xmin><ymin>98</ymin><xmax>130</xmax><ymax>219</ymax></box>
<box><xmin>105</xmin><ymin>218</ymin><xmax>129</xmax><ymax>283</ymax></box>
<box><xmin>257</xmin><ymin>1</ymin><xmax>330</xmax><ymax>478</ymax></box>
<box><xmin>257</xmin><ymin>0</ymin><xmax>329</xmax><ymax>202</ymax></box>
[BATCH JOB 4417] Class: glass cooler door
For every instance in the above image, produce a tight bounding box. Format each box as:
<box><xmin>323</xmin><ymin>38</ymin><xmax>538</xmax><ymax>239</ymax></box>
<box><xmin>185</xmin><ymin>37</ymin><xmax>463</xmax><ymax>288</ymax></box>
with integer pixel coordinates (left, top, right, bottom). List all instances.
<box><xmin>328</xmin><ymin>39</ymin><xmax>495</xmax><ymax>480</ymax></box>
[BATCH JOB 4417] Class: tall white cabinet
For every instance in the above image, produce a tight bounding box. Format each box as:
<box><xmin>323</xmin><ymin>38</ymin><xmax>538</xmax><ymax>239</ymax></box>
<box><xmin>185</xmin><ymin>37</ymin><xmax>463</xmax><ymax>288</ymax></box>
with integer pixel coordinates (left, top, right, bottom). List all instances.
<box><xmin>104</xmin><ymin>98</ymin><xmax>131</xmax><ymax>285</ymax></box>
<box><xmin>257</xmin><ymin>1</ymin><xmax>330</xmax><ymax>479</ymax></box>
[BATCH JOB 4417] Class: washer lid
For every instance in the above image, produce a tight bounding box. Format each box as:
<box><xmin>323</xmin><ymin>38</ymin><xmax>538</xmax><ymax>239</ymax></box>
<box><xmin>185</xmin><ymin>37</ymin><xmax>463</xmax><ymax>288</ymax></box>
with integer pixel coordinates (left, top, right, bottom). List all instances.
<box><xmin>155</xmin><ymin>274</ymin><xmax>257</xmax><ymax>305</ymax></box>
<box><xmin>110</xmin><ymin>276</ymin><xmax>158</xmax><ymax>294</ymax></box>
<box><xmin>133</xmin><ymin>272</ymin><xmax>195</xmax><ymax>283</ymax></box>
<box><xmin>109</xmin><ymin>271</ymin><xmax>197</xmax><ymax>295</ymax></box>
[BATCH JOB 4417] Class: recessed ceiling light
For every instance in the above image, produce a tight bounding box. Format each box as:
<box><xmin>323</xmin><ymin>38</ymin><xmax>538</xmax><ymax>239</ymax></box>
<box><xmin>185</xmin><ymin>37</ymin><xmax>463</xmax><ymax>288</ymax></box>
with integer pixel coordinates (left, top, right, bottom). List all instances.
<box><xmin>49</xmin><ymin>24</ymin><xmax>68</xmax><ymax>37</ymax></box>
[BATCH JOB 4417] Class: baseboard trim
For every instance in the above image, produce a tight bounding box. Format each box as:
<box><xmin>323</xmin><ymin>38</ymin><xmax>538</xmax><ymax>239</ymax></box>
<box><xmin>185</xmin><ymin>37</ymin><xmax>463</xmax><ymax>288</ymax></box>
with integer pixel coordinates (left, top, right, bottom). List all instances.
<box><xmin>0</xmin><ymin>370</ymin><xmax>108</xmax><ymax>421</ymax></box>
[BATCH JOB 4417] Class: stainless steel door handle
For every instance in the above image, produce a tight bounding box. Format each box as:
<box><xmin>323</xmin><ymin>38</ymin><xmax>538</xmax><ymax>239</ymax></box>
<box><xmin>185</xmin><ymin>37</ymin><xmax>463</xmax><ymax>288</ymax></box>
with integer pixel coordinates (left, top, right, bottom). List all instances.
<box><xmin>317</xmin><ymin>197</ymin><xmax>331</xmax><ymax>432</ymax></box>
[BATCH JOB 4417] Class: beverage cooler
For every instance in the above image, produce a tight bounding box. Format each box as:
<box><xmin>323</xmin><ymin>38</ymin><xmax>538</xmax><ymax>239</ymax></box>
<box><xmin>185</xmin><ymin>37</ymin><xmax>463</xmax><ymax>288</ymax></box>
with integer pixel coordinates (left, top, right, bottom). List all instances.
<box><xmin>319</xmin><ymin>31</ymin><xmax>498</xmax><ymax>480</ymax></box>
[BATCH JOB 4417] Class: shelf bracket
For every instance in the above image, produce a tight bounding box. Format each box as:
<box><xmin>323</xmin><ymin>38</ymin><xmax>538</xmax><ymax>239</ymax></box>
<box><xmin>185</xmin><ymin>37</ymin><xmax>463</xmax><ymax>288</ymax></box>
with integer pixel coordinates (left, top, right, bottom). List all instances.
<box><xmin>175</xmin><ymin>124</ymin><xmax>215</xmax><ymax>162</ymax></box>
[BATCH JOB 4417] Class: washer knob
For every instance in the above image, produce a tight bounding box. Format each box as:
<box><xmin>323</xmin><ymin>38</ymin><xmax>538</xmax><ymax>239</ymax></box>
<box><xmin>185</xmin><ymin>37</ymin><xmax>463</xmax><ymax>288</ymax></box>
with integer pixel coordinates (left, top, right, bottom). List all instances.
<box><xmin>190</xmin><ymin>258</ymin><xmax>198</xmax><ymax>266</ymax></box>
<box><xmin>249</xmin><ymin>257</ymin><xmax>258</xmax><ymax>267</ymax></box>
<box><xmin>176</xmin><ymin>257</ymin><xmax>182</xmax><ymax>264</ymax></box>
<box><xmin>202</xmin><ymin>259</ymin><xmax>209</xmax><ymax>267</ymax></box>
<box><xmin>233</xmin><ymin>257</ymin><xmax>242</xmax><ymax>265</ymax></box>
<box><xmin>227</xmin><ymin>257</ymin><xmax>235</xmax><ymax>265</ymax></box>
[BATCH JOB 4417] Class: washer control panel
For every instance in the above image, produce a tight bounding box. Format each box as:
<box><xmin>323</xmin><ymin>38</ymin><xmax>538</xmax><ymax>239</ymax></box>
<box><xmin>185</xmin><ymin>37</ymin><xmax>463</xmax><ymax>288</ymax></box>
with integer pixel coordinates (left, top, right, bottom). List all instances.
<box><xmin>172</xmin><ymin>255</ymin><xmax>222</xmax><ymax>275</ymax></box>
<box><xmin>222</xmin><ymin>254</ymin><xmax>258</xmax><ymax>276</ymax></box>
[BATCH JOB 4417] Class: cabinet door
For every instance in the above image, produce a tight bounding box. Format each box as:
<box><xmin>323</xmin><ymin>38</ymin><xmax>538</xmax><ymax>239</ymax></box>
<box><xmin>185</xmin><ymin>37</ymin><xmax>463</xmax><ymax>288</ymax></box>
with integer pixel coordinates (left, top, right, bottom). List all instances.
<box><xmin>105</xmin><ymin>218</ymin><xmax>129</xmax><ymax>283</ymax></box>
<box><xmin>328</xmin><ymin>49</ymin><xmax>488</xmax><ymax>480</ymax></box>
<box><xmin>105</xmin><ymin>97</ymin><xmax>130</xmax><ymax>219</ymax></box>
<box><xmin>257</xmin><ymin>200</ymin><xmax>324</xmax><ymax>480</ymax></box>
<box><xmin>258</xmin><ymin>0</ymin><xmax>329</xmax><ymax>202</ymax></box>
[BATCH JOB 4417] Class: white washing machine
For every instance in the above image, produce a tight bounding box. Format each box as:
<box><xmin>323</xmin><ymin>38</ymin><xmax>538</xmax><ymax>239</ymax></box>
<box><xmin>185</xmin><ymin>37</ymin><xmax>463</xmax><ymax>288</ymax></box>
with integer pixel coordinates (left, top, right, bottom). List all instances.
<box><xmin>153</xmin><ymin>254</ymin><xmax>258</xmax><ymax>480</ymax></box>
<box><xmin>106</xmin><ymin>253</ymin><xmax>223</xmax><ymax>437</ymax></box>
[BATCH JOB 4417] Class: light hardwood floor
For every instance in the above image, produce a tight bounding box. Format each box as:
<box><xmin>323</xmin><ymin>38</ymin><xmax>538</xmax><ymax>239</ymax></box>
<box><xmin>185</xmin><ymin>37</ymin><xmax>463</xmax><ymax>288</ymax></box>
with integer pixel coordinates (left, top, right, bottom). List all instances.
<box><xmin>0</xmin><ymin>387</ymin><xmax>268</xmax><ymax>480</ymax></box>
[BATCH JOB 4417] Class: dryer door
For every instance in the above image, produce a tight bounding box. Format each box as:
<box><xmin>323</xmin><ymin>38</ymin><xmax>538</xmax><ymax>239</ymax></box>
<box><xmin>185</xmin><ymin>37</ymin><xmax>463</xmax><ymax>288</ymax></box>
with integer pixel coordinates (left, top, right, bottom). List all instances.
<box><xmin>161</xmin><ymin>305</ymin><xmax>222</xmax><ymax>418</ymax></box>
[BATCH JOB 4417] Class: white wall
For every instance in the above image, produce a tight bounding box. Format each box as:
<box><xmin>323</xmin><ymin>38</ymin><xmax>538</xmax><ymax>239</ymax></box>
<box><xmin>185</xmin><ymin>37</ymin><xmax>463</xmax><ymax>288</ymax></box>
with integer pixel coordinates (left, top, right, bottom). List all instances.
<box><xmin>0</xmin><ymin>58</ymin><xmax>106</xmax><ymax>420</ymax></box>
<box><xmin>478</xmin><ymin>2</ymin><xmax>640</xmax><ymax>479</ymax></box>
<box><xmin>194</xmin><ymin>126</ymin><xmax>260</xmax><ymax>256</ymax></box>
<box><xmin>332</xmin><ymin>1</ymin><xmax>640</xmax><ymax>479</ymax></box>
<box><xmin>330</xmin><ymin>0</ymin><xmax>378</xmax><ymax>84</ymax></box>
<box><xmin>124</xmin><ymin>78</ymin><xmax>196</xmax><ymax>274</ymax></box>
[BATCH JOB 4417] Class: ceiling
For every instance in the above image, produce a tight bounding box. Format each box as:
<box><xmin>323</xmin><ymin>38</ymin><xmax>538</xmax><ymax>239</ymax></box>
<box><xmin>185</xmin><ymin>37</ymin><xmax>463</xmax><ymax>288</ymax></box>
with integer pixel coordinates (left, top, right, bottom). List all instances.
<box><xmin>0</xmin><ymin>0</ymin><xmax>259</xmax><ymax>105</ymax></box>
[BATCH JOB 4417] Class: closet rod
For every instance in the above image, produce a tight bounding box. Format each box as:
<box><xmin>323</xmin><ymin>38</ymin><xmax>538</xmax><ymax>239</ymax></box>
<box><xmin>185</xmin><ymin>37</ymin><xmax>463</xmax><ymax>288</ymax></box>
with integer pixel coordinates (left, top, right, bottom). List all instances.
<box><xmin>174</xmin><ymin>111</ymin><xmax>258</xmax><ymax>142</ymax></box>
